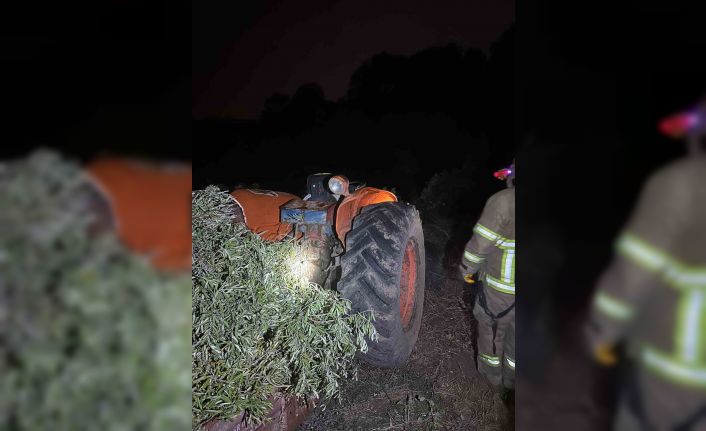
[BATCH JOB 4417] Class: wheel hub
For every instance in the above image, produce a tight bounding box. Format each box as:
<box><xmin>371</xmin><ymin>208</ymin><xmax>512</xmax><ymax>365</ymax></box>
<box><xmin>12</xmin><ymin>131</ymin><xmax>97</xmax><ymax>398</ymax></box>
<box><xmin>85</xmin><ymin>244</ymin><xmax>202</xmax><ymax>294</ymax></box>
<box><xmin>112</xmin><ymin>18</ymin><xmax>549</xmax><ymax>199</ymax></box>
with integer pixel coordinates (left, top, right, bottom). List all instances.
<box><xmin>399</xmin><ymin>240</ymin><xmax>417</xmax><ymax>329</ymax></box>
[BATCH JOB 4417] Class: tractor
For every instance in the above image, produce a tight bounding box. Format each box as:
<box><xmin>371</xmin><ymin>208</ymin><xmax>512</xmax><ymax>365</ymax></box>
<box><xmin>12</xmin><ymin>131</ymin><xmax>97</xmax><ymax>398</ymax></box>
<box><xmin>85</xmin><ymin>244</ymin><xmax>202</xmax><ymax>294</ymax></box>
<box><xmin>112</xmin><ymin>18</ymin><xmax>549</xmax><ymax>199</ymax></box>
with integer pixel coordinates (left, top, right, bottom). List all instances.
<box><xmin>231</xmin><ymin>173</ymin><xmax>425</xmax><ymax>367</ymax></box>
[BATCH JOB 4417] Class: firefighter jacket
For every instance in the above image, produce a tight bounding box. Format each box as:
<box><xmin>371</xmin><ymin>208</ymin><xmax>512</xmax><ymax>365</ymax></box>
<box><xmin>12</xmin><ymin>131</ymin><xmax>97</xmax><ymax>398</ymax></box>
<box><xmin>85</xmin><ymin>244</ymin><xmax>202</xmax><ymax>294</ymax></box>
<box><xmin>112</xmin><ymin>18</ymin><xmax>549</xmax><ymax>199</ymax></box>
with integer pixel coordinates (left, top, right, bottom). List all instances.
<box><xmin>588</xmin><ymin>155</ymin><xmax>706</xmax><ymax>391</ymax></box>
<box><xmin>461</xmin><ymin>187</ymin><xmax>516</xmax><ymax>295</ymax></box>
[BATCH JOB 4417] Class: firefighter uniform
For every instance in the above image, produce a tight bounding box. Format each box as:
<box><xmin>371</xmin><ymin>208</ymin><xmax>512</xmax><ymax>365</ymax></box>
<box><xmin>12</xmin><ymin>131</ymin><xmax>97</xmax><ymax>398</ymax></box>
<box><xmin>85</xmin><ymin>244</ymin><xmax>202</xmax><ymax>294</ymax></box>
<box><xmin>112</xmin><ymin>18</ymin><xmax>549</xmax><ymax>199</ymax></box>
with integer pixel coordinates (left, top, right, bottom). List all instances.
<box><xmin>587</xmin><ymin>156</ymin><xmax>706</xmax><ymax>430</ymax></box>
<box><xmin>462</xmin><ymin>187</ymin><xmax>516</xmax><ymax>388</ymax></box>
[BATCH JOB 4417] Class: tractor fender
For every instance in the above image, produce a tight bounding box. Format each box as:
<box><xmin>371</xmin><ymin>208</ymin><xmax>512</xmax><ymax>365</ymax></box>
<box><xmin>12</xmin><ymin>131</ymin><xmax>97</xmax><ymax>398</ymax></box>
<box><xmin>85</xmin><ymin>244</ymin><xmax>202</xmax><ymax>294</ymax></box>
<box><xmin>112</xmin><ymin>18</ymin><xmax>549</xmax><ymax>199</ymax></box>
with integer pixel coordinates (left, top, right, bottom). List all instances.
<box><xmin>334</xmin><ymin>186</ymin><xmax>397</xmax><ymax>246</ymax></box>
<box><xmin>85</xmin><ymin>157</ymin><xmax>192</xmax><ymax>272</ymax></box>
<box><xmin>230</xmin><ymin>189</ymin><xmax>299</xmax><ymax>242</ymax></box>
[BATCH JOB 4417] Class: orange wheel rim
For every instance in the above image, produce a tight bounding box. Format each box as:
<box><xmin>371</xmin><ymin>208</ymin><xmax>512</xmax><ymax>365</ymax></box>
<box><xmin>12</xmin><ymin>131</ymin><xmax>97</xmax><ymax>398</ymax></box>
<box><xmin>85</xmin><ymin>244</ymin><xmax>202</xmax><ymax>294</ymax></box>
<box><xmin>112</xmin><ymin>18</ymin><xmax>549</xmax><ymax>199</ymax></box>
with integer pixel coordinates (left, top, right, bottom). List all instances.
<box><xmin>399</xmin><ymin>240</ymin><xmax>417</xmax><ymax>329</ymax></box>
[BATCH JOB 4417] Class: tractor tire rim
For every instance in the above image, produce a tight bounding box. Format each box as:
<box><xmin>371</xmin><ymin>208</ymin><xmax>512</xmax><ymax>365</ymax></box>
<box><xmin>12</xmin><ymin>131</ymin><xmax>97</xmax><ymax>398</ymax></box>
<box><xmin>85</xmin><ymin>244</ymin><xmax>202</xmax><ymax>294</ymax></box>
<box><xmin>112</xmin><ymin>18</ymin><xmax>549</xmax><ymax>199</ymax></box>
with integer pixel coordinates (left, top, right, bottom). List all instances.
<box><xmin>400</xmin><ymin>239</ymin><xmax>418</xmax><ymax>329</ymax></box>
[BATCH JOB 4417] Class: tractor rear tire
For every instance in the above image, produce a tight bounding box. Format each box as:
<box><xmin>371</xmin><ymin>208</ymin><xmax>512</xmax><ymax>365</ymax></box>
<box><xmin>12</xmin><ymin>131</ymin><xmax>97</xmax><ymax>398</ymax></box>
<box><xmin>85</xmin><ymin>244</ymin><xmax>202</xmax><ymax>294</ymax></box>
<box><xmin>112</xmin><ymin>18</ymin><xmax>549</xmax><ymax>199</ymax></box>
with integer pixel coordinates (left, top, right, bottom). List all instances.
<box><xmin>339</xmin><ymin>202</ymin><xmax>425</xmax><ymax>367</ymax></box>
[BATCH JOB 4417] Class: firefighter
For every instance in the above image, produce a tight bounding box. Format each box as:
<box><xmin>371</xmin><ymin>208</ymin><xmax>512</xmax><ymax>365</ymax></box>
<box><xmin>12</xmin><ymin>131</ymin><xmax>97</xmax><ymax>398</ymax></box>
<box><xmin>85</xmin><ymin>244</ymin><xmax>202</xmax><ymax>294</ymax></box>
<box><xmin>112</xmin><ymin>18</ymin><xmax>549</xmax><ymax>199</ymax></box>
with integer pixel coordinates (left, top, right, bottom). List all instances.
<box><xmin>461</xmin><ymin>160</ymin><xmax>516</xmax><ymax>389</ymax></box>
<box><xmin>585</xmin><ymin>97</ymin><xmax>706</xmax><ymax>430</ymax></box>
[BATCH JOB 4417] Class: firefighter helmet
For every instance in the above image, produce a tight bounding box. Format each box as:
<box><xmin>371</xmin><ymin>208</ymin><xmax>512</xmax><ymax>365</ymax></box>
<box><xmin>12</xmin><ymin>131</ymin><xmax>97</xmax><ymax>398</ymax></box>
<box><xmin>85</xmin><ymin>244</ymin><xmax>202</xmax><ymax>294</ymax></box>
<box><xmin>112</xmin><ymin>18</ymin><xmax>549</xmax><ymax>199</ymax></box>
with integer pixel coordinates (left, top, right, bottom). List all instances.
<box><xmin>658</xmin><ymin>95</ymin><xmax>706</xmax><ymax>154</ymax></box>
<box><xmin>494</xmin><ymin>158</ymin><xmax>516</xmax><ymax>188</ymax></box>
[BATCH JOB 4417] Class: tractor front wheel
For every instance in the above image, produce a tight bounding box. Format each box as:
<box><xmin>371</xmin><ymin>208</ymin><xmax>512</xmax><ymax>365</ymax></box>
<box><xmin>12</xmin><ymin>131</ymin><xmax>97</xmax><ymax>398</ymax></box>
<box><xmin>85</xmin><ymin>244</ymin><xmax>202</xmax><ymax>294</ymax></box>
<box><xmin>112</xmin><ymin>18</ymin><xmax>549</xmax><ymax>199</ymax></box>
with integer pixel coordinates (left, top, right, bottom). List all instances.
<box><xmin>339</xmin><ymin>202</ymin><xmax>425</xmax><ymax>367</ymax></box>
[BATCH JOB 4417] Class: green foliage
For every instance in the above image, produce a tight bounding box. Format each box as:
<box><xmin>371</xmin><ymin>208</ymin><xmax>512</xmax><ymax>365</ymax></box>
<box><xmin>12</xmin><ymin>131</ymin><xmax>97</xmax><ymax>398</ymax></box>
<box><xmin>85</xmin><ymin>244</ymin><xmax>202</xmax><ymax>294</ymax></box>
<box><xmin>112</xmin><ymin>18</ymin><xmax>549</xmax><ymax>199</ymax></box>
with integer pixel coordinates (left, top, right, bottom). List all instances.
<box><xmin>0</xmin><ymin>150</ymin><xmax>191</xmax><ymax>430</ymax></box>
<box><xmin>416</xmin><ymin>164</ymin><xmax>477</xmax><ymax>218</ymax></box>
<box><xmin>192</xmin><ymin>186</ymin><xmax>377</xmax><ymax>429</ymax></box>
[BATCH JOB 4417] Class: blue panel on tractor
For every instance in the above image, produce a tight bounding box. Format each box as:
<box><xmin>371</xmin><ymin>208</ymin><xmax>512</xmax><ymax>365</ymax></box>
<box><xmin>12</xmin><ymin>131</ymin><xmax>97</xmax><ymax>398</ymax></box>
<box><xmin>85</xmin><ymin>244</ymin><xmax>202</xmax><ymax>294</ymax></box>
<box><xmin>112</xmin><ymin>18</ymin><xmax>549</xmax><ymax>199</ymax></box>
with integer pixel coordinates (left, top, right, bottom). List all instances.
<box><xmin>280</xmin><ymin>199</ymin><xmax>334</xmax><ymax>225</ymax></box>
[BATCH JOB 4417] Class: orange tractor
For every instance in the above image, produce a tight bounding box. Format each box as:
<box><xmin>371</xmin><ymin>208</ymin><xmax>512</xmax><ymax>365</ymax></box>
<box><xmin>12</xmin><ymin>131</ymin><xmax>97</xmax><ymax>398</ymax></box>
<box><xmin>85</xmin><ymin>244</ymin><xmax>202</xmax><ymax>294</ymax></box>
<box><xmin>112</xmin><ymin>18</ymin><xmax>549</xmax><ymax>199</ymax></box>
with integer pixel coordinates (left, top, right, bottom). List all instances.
<box><xmin>232</xmin><ymin>174</ymin><xmax>426</xmax><ymax>367</ymax></box>
<box><xmin>79</xmin><ymin>156</ymin><xmax>193</xmax><ymax>273</ymax></box>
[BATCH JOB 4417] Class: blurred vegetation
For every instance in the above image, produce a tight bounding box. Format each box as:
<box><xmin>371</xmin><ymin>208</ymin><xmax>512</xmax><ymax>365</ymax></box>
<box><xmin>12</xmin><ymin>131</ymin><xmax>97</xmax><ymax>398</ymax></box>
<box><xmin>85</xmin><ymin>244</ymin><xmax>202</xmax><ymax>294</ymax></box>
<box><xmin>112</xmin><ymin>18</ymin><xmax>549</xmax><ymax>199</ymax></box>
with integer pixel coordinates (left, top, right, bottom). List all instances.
<box><xmin>191</xmin><ymin>186</ymin><xmax>377</xmax><ymax>429</ymax></box>
<box><xmin>0</xmin><ymin>150</ymin><xmax>191</xmax><ymax>430</ymax></box>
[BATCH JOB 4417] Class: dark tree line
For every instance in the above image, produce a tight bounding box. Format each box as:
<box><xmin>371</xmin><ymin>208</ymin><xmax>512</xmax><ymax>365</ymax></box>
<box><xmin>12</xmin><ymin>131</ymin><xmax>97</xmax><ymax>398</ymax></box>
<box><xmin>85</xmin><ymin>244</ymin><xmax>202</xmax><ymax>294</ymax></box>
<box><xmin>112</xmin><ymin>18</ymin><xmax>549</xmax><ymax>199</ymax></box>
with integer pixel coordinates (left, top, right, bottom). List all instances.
<box><xmin>193</xmin><ymin>25</ymin><xmax>516</xmax><ymax>206</ymax></box>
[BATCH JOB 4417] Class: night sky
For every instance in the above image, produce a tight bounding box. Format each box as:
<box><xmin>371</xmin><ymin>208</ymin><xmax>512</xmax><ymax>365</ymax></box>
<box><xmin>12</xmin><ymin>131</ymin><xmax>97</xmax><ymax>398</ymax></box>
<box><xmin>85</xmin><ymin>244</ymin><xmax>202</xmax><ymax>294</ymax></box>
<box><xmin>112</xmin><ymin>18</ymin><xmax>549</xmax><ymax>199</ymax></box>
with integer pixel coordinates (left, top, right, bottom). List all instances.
<box><xmin>192</xmin><ymin>0</ymin><xmax>516</xmax><ymax>204</ymax></box>
<box><xmin>2</xmin><ymin>1</ymin><xmax>190</xmax><ymax>161</ymax></box>
<box><xmin>193</xmin><ymin>0</ymin><xmax>514</xmax><ymax>120</ymax></box>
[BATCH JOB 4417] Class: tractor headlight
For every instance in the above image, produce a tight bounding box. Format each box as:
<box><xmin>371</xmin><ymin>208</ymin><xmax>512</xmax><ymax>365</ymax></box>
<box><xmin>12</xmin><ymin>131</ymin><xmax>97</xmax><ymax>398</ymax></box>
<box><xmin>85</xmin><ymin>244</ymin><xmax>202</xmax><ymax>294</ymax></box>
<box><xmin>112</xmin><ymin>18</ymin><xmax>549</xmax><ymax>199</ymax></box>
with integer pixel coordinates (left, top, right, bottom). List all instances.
<box><xmin>289</xmin><ymin>257</ymin><xmax>315</xmax><ymax>283</ymax></box>
<box><xmin>328</xmin><ymin>175</ymin><xmax>350</xmax><ymax>196</ymax></box>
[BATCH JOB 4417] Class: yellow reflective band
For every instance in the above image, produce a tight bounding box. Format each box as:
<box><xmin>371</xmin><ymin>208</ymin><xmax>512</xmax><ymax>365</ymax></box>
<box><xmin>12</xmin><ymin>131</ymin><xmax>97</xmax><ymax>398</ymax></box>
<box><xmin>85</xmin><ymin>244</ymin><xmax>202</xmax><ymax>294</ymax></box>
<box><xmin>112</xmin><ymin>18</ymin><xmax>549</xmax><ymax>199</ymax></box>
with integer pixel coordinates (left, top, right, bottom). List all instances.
<box><xmin>499</xmin><ymin>240</ymin><xmax>515</xmax><ymax>250</ymax></box>
<box><xmin>642</xmin><ymin>345</ymin><xmax>706</xmax><ymax>388</ymax></box>
<box><xmin>479</xmin><ymin>354</ymin><xmax>501</xmax><ymax>367</ymax></box>
<box><xmin>676</xmin><ymin>289</ymin><xmax>705</xmax><ymax>364</ymax></box>
<box><xmin>664</xmin><ymin>266</ymin><xmax>706</xmax><ymax>290</ymax></box>
<box><xmin>474</xmin><ymin>223</ymin><xmax>500</xmax><ymax>242</ymax></box>
<box><xmin>473</xmin><ymin>223</ymin><xmax>515</xmax><ymax>250</ymax></box>
<box><xmin>501</xmin><ymin>249</ymin><xmax>515</xmax><ymax>283</ymax></box>
<box><xmin>618</xmin><ymin>234</ymin><xmax>706</xmax><ymax>289</ymax></box>
<box><xmin>617</xmin><ymin>234</ymin><xmax>669</xmax><ymax>272</ymax></box>
<box><xmin>506</xmin><ymin>357</ymin><xmax>515</xmax><ymax>369</ymax></box>
<box><xmin>485</xmin><ymin>275</ymin><xmax>515</xmax><ymax>294</ymax></box>
<box><xmin>464</xmin><ymin>250</ymin><xmax>485</xmax><ymax>264</ymax></box>
<box><xmin>594</xmin><ymin>292</ymin><xmax>634</xmax><ymax>321</ymax></box>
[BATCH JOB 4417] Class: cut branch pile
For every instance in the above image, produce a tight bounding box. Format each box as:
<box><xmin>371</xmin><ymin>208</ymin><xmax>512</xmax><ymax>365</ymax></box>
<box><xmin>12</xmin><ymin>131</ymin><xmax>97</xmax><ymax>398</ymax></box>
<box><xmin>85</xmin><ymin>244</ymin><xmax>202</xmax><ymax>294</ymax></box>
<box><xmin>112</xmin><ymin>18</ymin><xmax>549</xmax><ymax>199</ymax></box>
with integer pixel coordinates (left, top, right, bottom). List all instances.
<box><xmin>0</xmin><ymin>150</ymin><xmax>191</xmax><ymax>431</ymax></box>
<box><xmin>191</xmin><ymin>186</ymin><xmax>377</xmax><ymax>429</ymax></box>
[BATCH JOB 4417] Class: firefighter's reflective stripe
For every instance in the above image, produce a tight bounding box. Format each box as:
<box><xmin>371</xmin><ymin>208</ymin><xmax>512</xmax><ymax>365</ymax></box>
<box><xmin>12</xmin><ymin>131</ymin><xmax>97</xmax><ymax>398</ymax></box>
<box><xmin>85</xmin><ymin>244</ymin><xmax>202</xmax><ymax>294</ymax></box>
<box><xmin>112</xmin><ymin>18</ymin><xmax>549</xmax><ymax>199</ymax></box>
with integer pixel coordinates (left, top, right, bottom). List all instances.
<box><xmin>667</xmin><ymin>268</ymin><xmax>706</xmax><ymax>288</ymax></box>
<box><xmin>676</xmin><ymin>289</ymin><xmax>705</xmax><ymax>364</ymax></box>
<box><xmin>486</xmin><ymin>275</ymin><xmax>515</xmax><ymax>294</ymax></box>
<box><xmin>473</xmin><ymin>223</ymin><xmax>515</xmax><ymax>249</ymax></box>
<box><xmin>594</xmin><ymin>292</ymin><xmax>634</xmax><ymax>321</ymax></box>
<box><xmin>471</xmin><ymin>223</ymin><xmax>515</xmax><ymax>290</ymax></box>
<box><xmin>618</xmin><ymin>234</ymin><xmax>706</xmax><ymax>289</ymax></box>
<box><xmin>617</xmin><ymin>234</ymin><xmax>668</xmax><ymax>272</ymax></box>
<box><xmin>506</xmin><ymin>356</ymin><xmax>515</xmax><ymax>369</ymax></box>
<box><xmin>464</xmin><ymin>251</ymin><xmax>485</xmax><ymax>264</ymax></box>
<box><xmin>480</xmin><ymin>353</ymin><xmax>501</xmax><ymax>367</ymax></box>
<box><xmin>499</xmin><ymin>240</ymin><xmax>515</xmax><ymax>249</ymax></box>
<box><xmin>474</xmin><ymin>223</ymin><xmax>501</xmax><ymax>242</ymax></box>
<box><xmin>642</xmin><ymin>346</ymin><xmax>706</xmax><ymax>388</ymax></box>
<box><xmin>501</xmin><ymin>249</ymin><xmax>515</xmax><ymax>284</ymax></box>
<box><xmin>617</xmin><ymin>234</ymin><xmax>706</xmax><ymax>381</ymax></box>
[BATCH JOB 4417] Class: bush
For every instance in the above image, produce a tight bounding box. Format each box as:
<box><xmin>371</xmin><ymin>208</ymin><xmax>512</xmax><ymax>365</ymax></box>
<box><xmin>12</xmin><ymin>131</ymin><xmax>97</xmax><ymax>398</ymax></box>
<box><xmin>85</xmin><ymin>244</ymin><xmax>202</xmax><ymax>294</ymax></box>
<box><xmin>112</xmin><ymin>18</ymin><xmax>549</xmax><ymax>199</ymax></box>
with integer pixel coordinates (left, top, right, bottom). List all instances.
<box><xmin>0</xmin><ymin>150</ymin><xmax>191</xmax><ymax>431</ymax></box>
<box><xmin>191</xmin><ymin>186</ymin><xmax>377</xmax><ymax>429</ymax></box>
<box><xmin>416</xmin><ymin>166</ymin><xmax>477</xmax><ymax>218</ymax></box>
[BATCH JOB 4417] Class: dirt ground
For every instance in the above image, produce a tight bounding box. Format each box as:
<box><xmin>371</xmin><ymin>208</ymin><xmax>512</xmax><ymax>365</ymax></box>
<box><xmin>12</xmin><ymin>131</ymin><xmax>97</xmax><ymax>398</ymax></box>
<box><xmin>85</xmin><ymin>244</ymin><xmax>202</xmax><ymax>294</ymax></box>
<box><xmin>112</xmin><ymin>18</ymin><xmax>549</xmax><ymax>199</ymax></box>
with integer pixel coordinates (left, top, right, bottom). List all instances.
<box><xmin>298</xmin><ymin>224</ymin><xmax>513</xmax><ymax>431</ymax></box>
<box><xmin>295</xmin><ymin>194</ymin><xmax>619</xmax><ymax>430</ymax></box>
<box><xmin>514</xmin><ymin>308</ymin><xmax>618</xmax><ymax>430</ymax></box>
